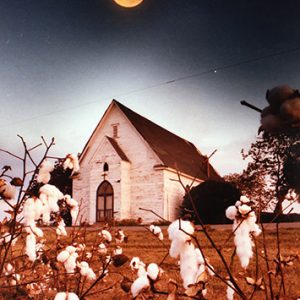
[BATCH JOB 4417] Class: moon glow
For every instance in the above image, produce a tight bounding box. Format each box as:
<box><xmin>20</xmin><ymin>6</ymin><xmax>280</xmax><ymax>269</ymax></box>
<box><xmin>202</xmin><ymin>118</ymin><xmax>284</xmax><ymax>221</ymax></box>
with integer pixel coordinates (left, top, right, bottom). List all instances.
<box><xmin>113</xmin><ymin>0</ymin><xmax>144</xmax><ymax>8</ymax></box>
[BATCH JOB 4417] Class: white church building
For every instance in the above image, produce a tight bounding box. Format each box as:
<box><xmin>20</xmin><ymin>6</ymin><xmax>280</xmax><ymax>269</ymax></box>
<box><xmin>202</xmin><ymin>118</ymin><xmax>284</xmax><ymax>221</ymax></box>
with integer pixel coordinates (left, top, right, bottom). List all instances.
<box><xmin>73</xmin><ymin>100</ymin><xmax>221</xmax><ymax>224</ymax></box>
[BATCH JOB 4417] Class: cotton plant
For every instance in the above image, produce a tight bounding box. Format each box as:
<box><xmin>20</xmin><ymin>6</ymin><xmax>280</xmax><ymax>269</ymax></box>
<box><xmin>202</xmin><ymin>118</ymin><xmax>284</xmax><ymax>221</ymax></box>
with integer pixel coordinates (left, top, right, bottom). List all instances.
<box><xmin>167</xmin><ymin>219</ymin><xmax>213</xmax><ymax>294</ymax></box>
<box><xmin>57</xmin><ymin>246</ymin><xmax>79</xmax><ymax>274</ymax></box>
<box><xmin>225</xmin><ymin>195</ymin><xmax>261</xmax><ymax>269</ymax></box>
<box><xmin>39</xmin><ymin>184</ymin><xmax>64</xmax><ymax>215</ymax></box>
<box><xmin>130</xmin><ymin>258</ymin><xmax>163</xmax><ymax>299</ymax></box>
<box><xmin>56</xmin><ymin>218</ymin><xmax>67</xmax><ymax>237</ymax></box>
<box><xmin>149</xmin><ymin>224</ymin><xmax>163</xmax><ymax>240</ymax></box>
<box><xmin>77</xmin><ymin>261</ymin><xmax>96</xmax><ymax>280</ymax></box>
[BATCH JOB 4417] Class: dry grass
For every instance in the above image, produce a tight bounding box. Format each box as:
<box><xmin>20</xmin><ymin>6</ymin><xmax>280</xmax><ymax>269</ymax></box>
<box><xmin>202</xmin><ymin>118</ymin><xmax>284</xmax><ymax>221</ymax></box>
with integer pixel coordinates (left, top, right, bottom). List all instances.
<box><xmin>3</xmin><ymin>225</ymin><xmax>300</xmax><ymax>299</ymax></box>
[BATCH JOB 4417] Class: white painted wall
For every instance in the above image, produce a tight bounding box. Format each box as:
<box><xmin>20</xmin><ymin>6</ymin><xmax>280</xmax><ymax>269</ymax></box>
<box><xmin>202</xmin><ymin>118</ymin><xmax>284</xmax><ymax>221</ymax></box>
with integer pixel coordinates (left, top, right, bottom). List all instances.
<box><xmin>163</xmin><ymin>169</ymin><xmax>203</xmax><ymax>221</ymax></box>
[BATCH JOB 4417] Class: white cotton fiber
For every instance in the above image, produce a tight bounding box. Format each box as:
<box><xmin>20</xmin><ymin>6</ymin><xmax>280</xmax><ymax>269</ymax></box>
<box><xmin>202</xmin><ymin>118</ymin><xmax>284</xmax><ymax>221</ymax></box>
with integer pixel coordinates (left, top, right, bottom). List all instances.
<box><xmin>26</xmin><ymin>234</ymin><xmax>37</xmax><ymax>261</ymax></box>
<box><xmin>169</xmin><ymin>238</ymin><xmax>184</xmax><ymax>258</ymax></box>
<box><xmin>67</xmin><ymin>293</ymin><xmax>80</xmax><ymax>300</ymax></box>
<box><xmin>234</xmin><ymin>221</ymin><xmax>254</xmax><ymax>269</ymax></box>
<box><xmin>131</xmin><ymin>274</ymin><xmax>150</xmax><ymax>298</ymax></box>
<box><xmin>179</xmin><ymin>243</ymin><xmax>198</xmax><ymax>289</ymax></box>
<box><xmin>168</xmin><ymin>219</ymin><xmax>194</xmax><ymax>243</ymax></box>
<box><xmin>57</xmin><ymin>250</ymin><xmax>70</xmax><ymax>263</ymax></box>
<box><xmin>225</xmin><ymin>206</ymin><xmax>238</xmax><ymax>220</ymax></box>
<box><xmin>100</xmin><ymin>230</ymin><xmax>112</xmax><ymax>242</ymax></box>
<box><xmin>64</xmin><ymin>253</ymin><xmax>78</xmax><ymax>273</ymax></box>
<box><xmin>147</xmin><ymin>263</ymin><xmax>160</xmax><ymax>281</ymax></box>
<box><xmin>194</xmin><ymin>248</ymin><xmax>205</xmax><ymax>265</ymax></box>
<box><xmin>238</xmin><ymin>204</ymin><xmax>251</xmax><ymax>215</ymax></box>
<box><xmin>226</xmin><ymin>280</ymin><xmax>235</xmax><ymax>300</ymax></box>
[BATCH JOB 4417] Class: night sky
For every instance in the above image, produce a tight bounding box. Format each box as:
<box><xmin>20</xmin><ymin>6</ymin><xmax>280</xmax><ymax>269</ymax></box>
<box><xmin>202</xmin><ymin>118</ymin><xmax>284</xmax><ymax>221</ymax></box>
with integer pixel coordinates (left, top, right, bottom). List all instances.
<box><xmin>1</xmin><ymin>0</ymin><xmax>300</xmax><ymax>176</ymax></box>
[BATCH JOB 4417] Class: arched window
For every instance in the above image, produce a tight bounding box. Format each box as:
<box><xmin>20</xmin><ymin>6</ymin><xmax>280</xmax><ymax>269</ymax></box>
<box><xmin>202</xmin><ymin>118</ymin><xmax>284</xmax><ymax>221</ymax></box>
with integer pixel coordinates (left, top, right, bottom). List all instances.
<box><xmin>103</xmin><ymin>162</ymin><xmax>109</xmax><ymax>172</ymax></box>
<box><xmin>96</xmin><ymin>181</ymin><xmax>114</xmax><ymax>222</ymax></box>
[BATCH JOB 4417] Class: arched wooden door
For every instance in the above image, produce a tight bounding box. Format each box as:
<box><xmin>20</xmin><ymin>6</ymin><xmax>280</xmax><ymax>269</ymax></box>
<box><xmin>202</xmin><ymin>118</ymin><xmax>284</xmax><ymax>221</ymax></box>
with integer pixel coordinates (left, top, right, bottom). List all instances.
<box><xmin>96</xmin><ymin>181</ymin><xmax>114</xmax><ymax>222</ymax></box>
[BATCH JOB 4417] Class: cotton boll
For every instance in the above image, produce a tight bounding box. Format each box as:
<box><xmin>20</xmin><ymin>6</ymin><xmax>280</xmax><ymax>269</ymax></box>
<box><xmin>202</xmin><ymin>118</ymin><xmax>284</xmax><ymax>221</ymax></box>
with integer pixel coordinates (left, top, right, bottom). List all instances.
<box><xmin>130</xmin><ymin>257</ymin><xmax>141</xmax><ymax>270</ymax></box>
<box><xmin>281</xmin><ymin>97</ymin><xmax>300</xmax><ymax>122</ymax></box>
<box><xmin>98</xmin><ymin>243</ymin><xmax>107</xmax><ymax>255</ymax></box>
<box><xmin>10</xmin><ymin>273</ymin><xmax>21</xmax><ymax>286</ymax></box>
<box><xmin>4</xmin><ymin>263</ymin><xmax>14</xmax><ymax>274</ymax></box>
<box><xmin>36</xmin><ymin>172</ymin><xmax>51</xmax><ymax>184</ymax></box>
<box><xmin>179</xmin><ymin>242</ymin><xmax>198</xmax><ymax>288</ymax></box>
<box><xmin>54</xmin><ymin>292</ymin><xmax>67</xmax><ymax>300</ymax></box>
<box><xmin>238</xmin><ymin>204</ymin><xmax>251</xmax><ymax>215</ymax></box>
<box><xmin>113</xmin><ymin>246</ymin><xmax>123</xmax><ymax>256</ymax></box>
<box><xmin>0</xmin><ymin>182</ymin><xmax>16</xmax><ymax>200</ymax></box>
<box><xmin>240</xmin><ymin>196</ymin><xmax>250</xmax><ymax>204</ymax></box>
<box><xmin>26</xmin><ymin>234</ymin><xmax>37</xmax><ymax>261</ymax></box>
<box><xmin>100</xmin><ymin>230</ymin><xmax>112</xmax><ymax>242</ymax></box>
<box><xmin>78</xmin><ymin>261</ymin><xmax>96</xmax><ymax>280</ymax></box>
<box><xmin>57</xmin><ymin>250</ymin><xmax>70</xmax><ymax>263</ymax></box>
<box><xmin>67</xmin><ymin>293</ymin><xmax>79</xmax><ymax>300</ymax></box>
<box><xmin>39</xmin><ymin>159</ymin><xmax>54</xmax><ymax>173</ymax></box>
<box><xmin>226</xmin><ymin>280</ymin><xmax>235</xmax><ymax>300</ymax></box>
<box><xmin>168</xmin><ymin>219</ymin><xmax>194</xmax><ymax>243</ymax></box>
<box><xmin>235</xmin><ymin>201</ymin><xmax>241</xmax><ymax>207</ymax></box>
<box><xmin>63</xmin><ymin>154</ymin><xmax>80</xmax><ymax>174</ymax></box>
<box><xmin>225</xmin><ymin>206</ymin><xmax>238</xmax><ymax>220</ymax></box>
<box><xmin>64</xmin><ymin>253</ymin><xmax>78</xmax><ymax>273</ymax></box>
<box><xmin>147</xmin><ymin>263</ymin><xmax>160</xmax><ymax>281</ymax></box>
<box><xmin>266</xmin><ymin>85</ymin><xmax>295</xmax><ymax>107</ymax></box>
<box><xmin>131</xmin><ymin>275</ymin><xmax>150</xmax><ymax>298</ymax></box>
<box><xmin>66</xmin><ymin>246</ymin><xmax>77</xmax><ymax>254</ymax></box>
<box><xmin>115</xmin><ymin>229</ymin><xmax>125</xmax><ymax>243</ymax></box>
<box><xmin>56</xmin><ymin>219</ymin><xmax>67</xmax><ymax>236</ymax></box>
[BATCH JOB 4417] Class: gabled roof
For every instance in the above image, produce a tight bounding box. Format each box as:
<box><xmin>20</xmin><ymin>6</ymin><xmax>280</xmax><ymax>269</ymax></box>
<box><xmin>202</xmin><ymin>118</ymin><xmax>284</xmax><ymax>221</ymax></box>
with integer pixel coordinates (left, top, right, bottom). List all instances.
<box><xmin>106</xmin><ymin>136</ymin><xmax>130</xmax><ymax>162</ymax></box>
<box><xmin>113</xmin><ymin>100</ymin><xmax>222</xmax><ymax>181</ymax></box>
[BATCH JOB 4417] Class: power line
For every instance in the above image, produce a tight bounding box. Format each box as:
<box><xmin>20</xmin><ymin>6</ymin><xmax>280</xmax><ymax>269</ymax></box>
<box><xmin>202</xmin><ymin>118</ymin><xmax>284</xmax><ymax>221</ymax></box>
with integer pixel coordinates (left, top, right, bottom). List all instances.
<box><xmin>1</xmin><ymin>46</ymin><xmax>300</xmax><ymax>128</ymax></box>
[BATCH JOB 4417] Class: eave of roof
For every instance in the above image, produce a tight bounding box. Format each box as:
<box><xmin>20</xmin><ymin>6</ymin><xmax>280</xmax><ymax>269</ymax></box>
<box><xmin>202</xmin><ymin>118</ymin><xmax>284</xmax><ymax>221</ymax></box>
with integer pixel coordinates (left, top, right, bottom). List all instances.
<box><xmin>106</xmin><ymin>136</ymin><xmax>130</xmax><ymax>162</ymax></box>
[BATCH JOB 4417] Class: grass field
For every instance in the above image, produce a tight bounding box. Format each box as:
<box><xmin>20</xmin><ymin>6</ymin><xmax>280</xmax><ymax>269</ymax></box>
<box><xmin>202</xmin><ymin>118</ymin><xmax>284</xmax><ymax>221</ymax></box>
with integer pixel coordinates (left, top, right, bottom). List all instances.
<box><xmin>3</xmin><ymin>224</ymin><xmax>300</xmax><ymax>299</ymax></box>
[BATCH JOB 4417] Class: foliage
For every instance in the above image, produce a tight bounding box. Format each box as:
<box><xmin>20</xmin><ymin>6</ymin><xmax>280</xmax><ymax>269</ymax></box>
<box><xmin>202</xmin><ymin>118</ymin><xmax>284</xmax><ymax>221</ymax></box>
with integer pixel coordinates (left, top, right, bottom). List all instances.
<box><xmin>224</xmin><ymin>171</ymin><xmax>270</xmax><ymax>210</ymax></box>
<box><xmin>181</xmin><ymin>180</ymin><xmax>241</xmax><ymax>224</ymax></box>
<box><xmin>242</xmin><ymin>131</ymin><xmax>300</xmax><ymax>213</ymax></box>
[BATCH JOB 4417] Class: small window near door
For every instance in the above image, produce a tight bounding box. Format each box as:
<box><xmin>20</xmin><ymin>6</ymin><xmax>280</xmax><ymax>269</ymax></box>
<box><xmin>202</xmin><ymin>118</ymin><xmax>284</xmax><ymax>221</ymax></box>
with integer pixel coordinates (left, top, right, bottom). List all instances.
<box><xmin>103</xmin><ymin>162</ymin><xmax>109</xmax><ymax>172</ymax></box>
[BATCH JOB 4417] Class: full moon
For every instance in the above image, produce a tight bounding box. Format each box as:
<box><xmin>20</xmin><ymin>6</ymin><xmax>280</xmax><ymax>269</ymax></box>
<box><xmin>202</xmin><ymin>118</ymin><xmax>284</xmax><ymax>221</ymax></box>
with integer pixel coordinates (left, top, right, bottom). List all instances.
<box><xmin>113</xmin><ymin>0</ymin><xmax>143</xmax><ymax>8</ymax></box>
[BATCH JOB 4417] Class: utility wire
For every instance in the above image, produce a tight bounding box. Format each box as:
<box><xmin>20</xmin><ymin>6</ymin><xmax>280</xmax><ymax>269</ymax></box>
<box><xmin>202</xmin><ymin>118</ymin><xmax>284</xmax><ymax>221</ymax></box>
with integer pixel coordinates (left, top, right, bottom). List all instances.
<box><xmin>1</xmin><ymin>46</ymin><xmax>300</xmax><ymax>128</ymax></box>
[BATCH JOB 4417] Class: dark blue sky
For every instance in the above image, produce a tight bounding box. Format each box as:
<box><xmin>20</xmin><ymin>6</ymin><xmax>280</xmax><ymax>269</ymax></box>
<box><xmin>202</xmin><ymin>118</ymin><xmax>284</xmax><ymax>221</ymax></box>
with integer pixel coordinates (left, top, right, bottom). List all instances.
<box><xmin>1</xmin><ymin>0</ymin><xmax>300</xmax><ymax>175</ymax></box>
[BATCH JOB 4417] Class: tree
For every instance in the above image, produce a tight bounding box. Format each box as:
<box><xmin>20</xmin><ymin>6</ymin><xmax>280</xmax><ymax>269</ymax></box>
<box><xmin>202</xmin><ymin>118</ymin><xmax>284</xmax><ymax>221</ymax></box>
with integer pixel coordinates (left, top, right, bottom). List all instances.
<box><xmin>181</xmin><ymin>180</ymin><xmax>241</xmax><ymax>224</ymax></box>
<box><xmin>242</xmin><ymin>131</ymin><xmax>299</xmax><ymax>214</ymax></box>
<box><xmin>224</xmin><ymin>171</ymin><xmax>270</xmax><ymax>211</ymax></box>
